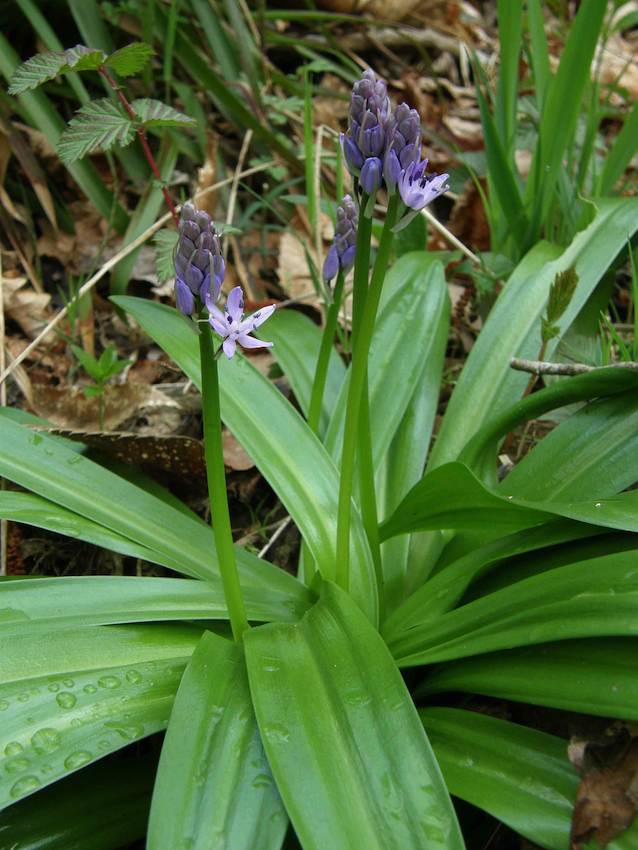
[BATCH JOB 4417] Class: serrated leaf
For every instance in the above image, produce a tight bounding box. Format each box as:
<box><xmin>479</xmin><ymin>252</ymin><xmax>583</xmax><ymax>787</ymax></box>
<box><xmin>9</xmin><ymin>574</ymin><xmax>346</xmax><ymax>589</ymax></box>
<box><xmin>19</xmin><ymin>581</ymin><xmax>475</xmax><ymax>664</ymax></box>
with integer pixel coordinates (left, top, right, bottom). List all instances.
<box><xmin>131</xmin><ymin>98</ymin><xmax>196</xmax><ymax>128</ymax></box>
<box><xmin>105</xmin><ymin>42</ymin><xmax>154</xmax><ymax>77</ymax></box>
<box><xmin>57</xmin><ymin>99</ymin><xmax>135</xmax><ymax>164</ymax></box>
<box><xmin>8</xmin><ymin>45</ymin><xmax>106</xmax><ymax>95</ymax></box>
<box><xmin>153</xmin><ymin>228</ymin><xmax>179</xmax><ymax>283</ymax></box>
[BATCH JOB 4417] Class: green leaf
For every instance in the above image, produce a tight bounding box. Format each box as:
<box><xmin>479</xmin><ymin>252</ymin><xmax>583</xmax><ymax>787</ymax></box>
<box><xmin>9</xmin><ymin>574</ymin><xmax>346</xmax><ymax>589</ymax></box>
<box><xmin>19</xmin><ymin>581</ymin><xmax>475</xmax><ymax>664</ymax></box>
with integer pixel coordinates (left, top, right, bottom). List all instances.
<box><xmin>598</xmin><ymin>99</ymin><xmax>638</xmax><ymax>194</ymax></box>
<box><xmin>0</xmin><ymin>753</ymin><xmax>154</xmax><ymax>849</ymax></box>
<box><xmin>326</xmin><ymin>255</ymin><xmax>448</xmax><ymax>473</ymax></box>
<box><xmin>430</xmin><ymin>198</ymin><xmax>638</xmax><ymax>468</ymax></box>
<box><xmin>383</xmin><ymin>520</ymin><xmax>600</xmax><ymax>638</ymax></box>
<box><xmin>154</xmin><ymin>228</ymin><xmax>179</xmax><ymax>283</ymax></box>
<box><xmin>7</xmin><ymin>45</ymin><xmax>106</xmax><ymax>95</ymax></box>
<box><xmin>105</xmin><ymin>42</ymin><xmax>154</xmax><ymax>77</ymax></box>
<box><xmin>420</xmin><ymin>638</ymin><xmax>638</xmax><ymax>720</ymax></box>
<box><xmin>57</xmin><ymin>98</ymin><xmax>135</xmax><ymax>164</ymax></box>
<box><xmin>245</xmin><ymin>582</ymin><xmax>464</xmax><ymax>850</ymax></box>
<box><xmin>112</xmin><ymin>296</ymin><xmax>377</xmax><ymax>623</ymax></box>
<box><xmin>148</xmin><ymin>632</ymin><xmax>287</xmax><ymax>850</ymax></box>
<box><xmin>381</xmin><ymin>461</ymin><xmax>638</xmax><ymax>544</ymax></box>
<box><xmin>459</xmin><ymin>368</ymin><xmax>638</xmax><ymax>484</ymax></box>
<box><xmin>132</xmin><ymin>98</ymin><xmax>197</xmax><ymax>128</ymax></box>
<box><xmin>0</xmin><ymin>414</ymin><xmax>304</xmax><ymax>605</ymax></box>
<box><xmin>503</xmin><ymin>390</ymin><xmax>638</xmax><ymax>501</ymax></box>
<box><xmin>0</xmin><ymin>574</ymin><xmax>310</xmax><ymax>637</ymax></box>
<box><xmin>524</xmin><ymin>0</ymin><xmax>607</xmax><ymax>238</ymax></box>
<box><xmin>422</xmin><ymin>709</ymin><xmax>578</xmax><ymax>850</ymax></box>
<box><xmin>259</xmin><ymin>308</ymin><xmax>346</xmax><ymax>437</ymax></box>
<box><xmin>389</xmin><ymin>549</ymin><xmax>638</xmax><ymax>666</ymax></box>
<box><xmin>0</xmin><ymin>625</ymin><xmax>199</xmax><ymax>808</ymax></box>
<box><xmin>70</xmin><ymin>343</ymin><xmax>102</xmax><ymax>382</ymax></box>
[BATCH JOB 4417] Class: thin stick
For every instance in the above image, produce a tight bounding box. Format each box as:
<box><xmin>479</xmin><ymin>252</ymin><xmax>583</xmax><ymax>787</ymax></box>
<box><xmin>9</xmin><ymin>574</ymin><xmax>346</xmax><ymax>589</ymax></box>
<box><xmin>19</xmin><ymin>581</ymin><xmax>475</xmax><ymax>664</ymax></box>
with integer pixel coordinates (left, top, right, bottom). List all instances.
<box><xmin>0</xmin><ymin>160</ymin><xmax>277</xmax><ymax>387</ymax></box>
<box><xmin>223</xmin><ymin>129</ymin><xmax>253</xmax><ymax>255</ymax></box>
<box><xmin>258</xmin><ymin>515</ymin><xmax>292</xmax><ymax>559</ymax></box>
<box><xmin>421</xmin><ymin>208</ymin><xmax>481</xmax><ymax>266</ymax></box>
<box><xmin>510</xmin><ymin>358</ymin><xmax>638</xmax><ymax>375</ymax></box>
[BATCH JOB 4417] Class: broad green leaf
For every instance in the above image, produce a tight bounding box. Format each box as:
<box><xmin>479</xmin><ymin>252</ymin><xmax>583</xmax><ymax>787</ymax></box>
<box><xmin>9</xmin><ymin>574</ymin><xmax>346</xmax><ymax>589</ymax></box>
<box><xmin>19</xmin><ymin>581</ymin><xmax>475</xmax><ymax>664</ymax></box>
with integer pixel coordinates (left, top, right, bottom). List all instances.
<box><xmin>381</xmin><ymin>461</ymin><xmax>638</xmax><ymax>542</ymax></box>
<box><xmin>326</xmin><ymin>254</ymin><xmax>448</xmax><ymax>472</ymax></box>
<box><xmin>245</xmin><ymin>582</ymin><xmax>464</xmax><ymax>850</ymax></box>
<box><xmin>390</xmin><ymin>550</ymin><xmax>638</xmax><ymax>665</ymax></box>
<box><xmin>113</xmin><ymin>296</ymin><xmax>377</xmax><ymax>623</ymax></box>
<box><xmin>430</xmin><ymin>198</ymin><xmax>638</xmax><ymax>467</ymax></box>
<box><xmin>420</xmin><ymin>638</ymin><xmax>638</xmax><ymax>720</ymax></box>
<box><xmin>7</xmin><ymin>45</ymin><xmax>106</xmax><ymax>94</ymax></box>
<box><xmin>149</xmin><ymin>632</ymin><xmax>286</xmax><ymax>850</ymax></box>
<box><xmin>527</xmin><ymin>0</ymin><xmax>550</xmax><ymax>109</ymax></box>
<box><xmin>0</xmin><ymin>625</ymin><xmax>199</xmax><ymax>808</ymax></box>
<box><xmin>423</xmin><ymin>709</ymin><xmax>576</xmax><ymax>850</ymax></box>
<box><xmin>57</xmin><ymin>98</ymin><xmax>135</xmax><ymax>164</ymax></box>
<box><xmin>382</xmin><ymin>520</ymin><xmax>600</xmax><ymax>638</ymax></box>
<box><xmin>0</xmin><ymin>490</ymin><xmax>166</xmax><ymax>563</ymax></box>
<box><xmin>132</xmin><ymin>97</ymin><xmax>197</xmax><ymax>127</ymax></box>
<box><xmin>0</xmin><ymin>414</ymin><xmax>302</xmax><ymax>603</ymax></box>
<box><xmin>105</xmin><ymin>42</ymin><xmax>154</xmax><ymax>77</ymax></box>
<box><xmin>503</xmin><ymin>391</ymin><xmax>638</xmax><ymax>500</ymax></box>
<box><xmin>260</xmin><ymin>308</ymin><xmax>346</xmax><ymax>437</ymax></box>
<box><xmin>378</xmin><ymin>277</ymin><xmax>449</xmax><ymax>609</ymax></box>
<box><xmin>0</xmin><ymin>575</ymin><xmax>311</xmax><ymax>636</ymax></box>
<box><xmin>0</xmin><ymin>753</ymin><xmax>154</xmax><ymax>849</ymax></box>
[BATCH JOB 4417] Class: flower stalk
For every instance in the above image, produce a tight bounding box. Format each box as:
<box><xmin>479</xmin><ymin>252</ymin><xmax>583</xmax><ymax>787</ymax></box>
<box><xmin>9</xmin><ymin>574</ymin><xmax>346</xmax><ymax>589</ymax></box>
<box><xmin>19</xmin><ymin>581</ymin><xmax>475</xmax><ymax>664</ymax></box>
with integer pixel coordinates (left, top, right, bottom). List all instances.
<box><xmin>307</xmin><ymin>270</ymin><xmax>345</xmax><ymax>434</ymax></box>
<box><xmin>335</xmin><ymin>194</ymin><xmax>400</xmax><ymax>592</ymax></box>
<box><xmin>198</xmin><ymin>321</ymin><xmax>250</xmax><ymax>642</ymax></box>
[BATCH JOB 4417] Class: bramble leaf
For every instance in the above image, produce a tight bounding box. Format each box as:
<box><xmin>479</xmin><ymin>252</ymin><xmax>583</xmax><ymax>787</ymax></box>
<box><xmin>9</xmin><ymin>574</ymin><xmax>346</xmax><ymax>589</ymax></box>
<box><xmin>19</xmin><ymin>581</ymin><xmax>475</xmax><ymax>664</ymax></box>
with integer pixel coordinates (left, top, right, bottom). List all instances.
<box><xmin>8</xmin><ymin>45</ymin><xmax>106</xmax><ymax>95</ymax></box>
<box><xmin>105</xmin><ymin>42</ymin><xmax>154</xmax><ymax>77</ymax></box>
<box><xmin>131</xmin><ymin>98</ymin><xmax>196</xmax><ymax>128</ymax></box>
<box><xmin>57</xmin><ymin>99</ymin><xmax>135</xmax><ymax>164</ymax></box>
<box><xmin>154</xmin><ymin>228</ymin><xmax>179</xmax><ymax>283</ymax></box>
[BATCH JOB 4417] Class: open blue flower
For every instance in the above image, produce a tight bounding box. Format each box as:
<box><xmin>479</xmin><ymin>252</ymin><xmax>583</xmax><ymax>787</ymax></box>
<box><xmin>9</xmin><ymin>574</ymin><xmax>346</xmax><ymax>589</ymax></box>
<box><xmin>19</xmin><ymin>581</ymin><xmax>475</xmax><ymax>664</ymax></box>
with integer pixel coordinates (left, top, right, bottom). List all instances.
<box><xmin>206</xmin><ymin>286</ymin><xmax>276</xmax><ymax>359</ymax></box>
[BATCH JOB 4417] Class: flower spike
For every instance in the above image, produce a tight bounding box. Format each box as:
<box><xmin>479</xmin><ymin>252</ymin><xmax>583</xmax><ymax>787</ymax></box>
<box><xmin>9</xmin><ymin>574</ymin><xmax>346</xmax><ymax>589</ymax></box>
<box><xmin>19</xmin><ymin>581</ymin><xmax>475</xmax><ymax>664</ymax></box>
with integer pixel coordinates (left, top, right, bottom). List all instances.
<box><xmin>206</xmin><ymin>286</ymin><xmax>276</xmax><ymax>359</ymax></box>
<box><xmin>323</xmin><ymin>194</ymin><xmax>358</xmax><ymax>282</ymax></box>
<box><xmin>174</xmin><ymin>201</ymin><xmax>225</xmax><ymax>316</ymax></box>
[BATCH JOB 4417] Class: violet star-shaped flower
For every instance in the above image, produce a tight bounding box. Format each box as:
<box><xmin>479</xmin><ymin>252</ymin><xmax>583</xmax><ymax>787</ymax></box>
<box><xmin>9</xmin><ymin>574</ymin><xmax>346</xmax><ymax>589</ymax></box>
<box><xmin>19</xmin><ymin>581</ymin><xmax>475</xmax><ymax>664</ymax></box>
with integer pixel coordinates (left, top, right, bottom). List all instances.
<box><xmin>206</xmin><ymin>286</ymin><xmax>276</xmax><ymax>359</ymax></box>
<box><xmin>398</xmin><ymin>159</ymin><xmax>449</xmax><ymax>211</ymax></box>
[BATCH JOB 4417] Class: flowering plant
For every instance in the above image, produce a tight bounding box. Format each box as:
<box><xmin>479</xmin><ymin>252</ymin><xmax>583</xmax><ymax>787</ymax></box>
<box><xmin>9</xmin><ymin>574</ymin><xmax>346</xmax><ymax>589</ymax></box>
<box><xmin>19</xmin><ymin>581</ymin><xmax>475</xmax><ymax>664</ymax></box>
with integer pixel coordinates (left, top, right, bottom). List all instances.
<box><xmin>1</xmin><ymin>63</ymin><xmax>638</xmax><ymax>850</ymax></box>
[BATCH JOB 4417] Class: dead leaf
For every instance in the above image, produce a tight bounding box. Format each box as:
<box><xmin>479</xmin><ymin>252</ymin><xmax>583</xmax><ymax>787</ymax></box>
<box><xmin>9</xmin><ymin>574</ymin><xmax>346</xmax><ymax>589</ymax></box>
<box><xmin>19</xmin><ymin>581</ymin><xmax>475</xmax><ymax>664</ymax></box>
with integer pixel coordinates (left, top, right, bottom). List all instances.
<box><xmin>448</xmin><ymin>178</ymin><xmax>490</xmax><ymax>252</ymax></box>
<box><xmin>195</xmin><ymin>133</ymin><xmax>219</xmax><ymax>218</ymax></box>
<box><xmin>0</xmin><ymin>116</ymin><xmax>57</xmax><ymax>228</ymax></box>
<box><xmin>30</xmin><ymin>384</ymin><xmax>177</xmax><ymax>432</ymax></box>
<box><xmin>570</xmin><ymin>726</ymin><xmax>638</xmax><ymax>849</ymax></box>
<box><xmin>2</xmin><ymin>276</ymin><xmax>52</xmax><ymax>338</ymax></box>
<box><xmin>595</xmin><ymin>34</ymin><xmax>638</xmax><ymax>104</ymax></box>
<box><xmin>316</xmin><ymin>0</ymin><xmax>423</xmax><ymax>20</ymax></box>
<box><xmin>222</xmin><ymin>430</ymin><xmax>254</xmax><ymax>471</ymax></box>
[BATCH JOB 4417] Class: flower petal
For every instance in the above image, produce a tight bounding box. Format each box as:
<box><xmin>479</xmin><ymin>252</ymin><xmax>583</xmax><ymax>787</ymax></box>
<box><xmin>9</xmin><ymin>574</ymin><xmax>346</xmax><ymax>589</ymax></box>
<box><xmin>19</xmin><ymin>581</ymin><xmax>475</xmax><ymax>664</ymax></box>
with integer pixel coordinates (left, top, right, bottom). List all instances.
<box><xmin>239</xmin><ymin>304</ymin><xmax>276</xmax><ymax>333</ymax></box>
<box><xmin>223</xmin><ymin>336</ymin><xmax>237</xmax><ymax>359</ymax></box>
<box><xmin>323</xmin><ymin>244</ymin><xmax>339</xmax><ymax>282</ymax></box>
<box><xmin>175</xmin><ymin>278</ymin><xmax>195</xmax><ymax>315</ymax></box>
<box><xmin>237</xmin><ymin>333</ymin><xmax>272</xmax><ymax>350</ymax></box>
<box><xmin>226</xmin><ymin>286</ymin><xmax>245</xmax><ymax>323</ymax></box>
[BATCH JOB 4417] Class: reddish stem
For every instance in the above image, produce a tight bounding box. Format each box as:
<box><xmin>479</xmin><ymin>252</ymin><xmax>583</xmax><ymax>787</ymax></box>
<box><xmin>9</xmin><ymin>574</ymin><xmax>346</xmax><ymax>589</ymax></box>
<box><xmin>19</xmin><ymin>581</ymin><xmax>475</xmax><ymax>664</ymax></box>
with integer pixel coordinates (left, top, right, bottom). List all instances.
<box><xmin>99</xmin><ymin>68</ymin><xmax>179</xmax><ymax>225</ymax></box>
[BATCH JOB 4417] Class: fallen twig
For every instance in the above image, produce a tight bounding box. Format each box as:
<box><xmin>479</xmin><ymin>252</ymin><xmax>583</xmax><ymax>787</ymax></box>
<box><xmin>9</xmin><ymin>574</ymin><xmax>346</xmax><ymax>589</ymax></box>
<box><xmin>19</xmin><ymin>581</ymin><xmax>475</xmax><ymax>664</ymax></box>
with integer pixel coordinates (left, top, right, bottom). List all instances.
<box><xmin>510</xmin><ymin>358</ymin><xmax>638</xmax><ymax>375</ymax></box>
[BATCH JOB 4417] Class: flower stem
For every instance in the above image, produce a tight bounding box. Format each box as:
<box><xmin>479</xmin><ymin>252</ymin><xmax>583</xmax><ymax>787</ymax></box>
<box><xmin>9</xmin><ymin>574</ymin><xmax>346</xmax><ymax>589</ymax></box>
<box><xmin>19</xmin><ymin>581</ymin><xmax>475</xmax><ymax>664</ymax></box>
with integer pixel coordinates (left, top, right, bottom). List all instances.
<box><xmin>198</xmin><ymin>323</ymin><xmax>249</xmax><ymax>642</ymax></box>
<box><xmin>335</xmin><ymin>195</ymin><xmax>399</xmax><ymax>592</ymax></box>
<box><xmin>307</xmin><ymin>270</ymin><xmax>345</xmax><ymax>434</ymax></box>
<box><xmin>98</xmin><ymin>67</ymin><xmax>179</xmax><ymax>226</ymax></box>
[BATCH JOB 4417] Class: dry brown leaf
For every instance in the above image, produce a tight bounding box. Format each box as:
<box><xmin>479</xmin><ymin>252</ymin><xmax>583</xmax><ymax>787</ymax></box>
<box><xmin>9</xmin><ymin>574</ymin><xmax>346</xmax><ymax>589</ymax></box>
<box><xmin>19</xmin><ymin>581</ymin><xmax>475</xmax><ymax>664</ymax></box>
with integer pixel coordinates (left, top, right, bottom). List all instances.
<box><xmin>30</xmin><ymin>384</ymin><xmax>178</xmax><ymax>432</ymax></box>
<box><xmin>442</xmin><ymin>114</ymin><xmax>484</xmax><ymax>149</ymax></box>
<box><xmin>570</xmin><ymin>727</ymin><xmax>638</xmax><ymax>850</ymax></box>
<box><xmin>2</xmin><ymin>275</ymin><xmax>52</xmax><ymax>338</ymax></box>
<box><xmin>222</xmin><ymin>430</ymin><xmax>254</xmax><ymax>471</ymax></box>
<box><xmin>0</xmin><ymin>116</ymin><xmax>57</xmax><ymax>228</ymax></box>
<box><xmin>448</xmin><ymin>178</ymin><xmax>490</xmax><ymax>251</ymax></box>
<box><xmin>37</xmin><ymin>201</ymin><xmax>110</xmax><ymax>274</ymax></box>
<box><xmin>195</xmin><ymin>132</ymin><xmax>219</xmax><ymax>218</ymax></box>
<box><xmin>595</xmin><ymin>34</ymin><xmax>638</xmax><ymax>104</ymax></box>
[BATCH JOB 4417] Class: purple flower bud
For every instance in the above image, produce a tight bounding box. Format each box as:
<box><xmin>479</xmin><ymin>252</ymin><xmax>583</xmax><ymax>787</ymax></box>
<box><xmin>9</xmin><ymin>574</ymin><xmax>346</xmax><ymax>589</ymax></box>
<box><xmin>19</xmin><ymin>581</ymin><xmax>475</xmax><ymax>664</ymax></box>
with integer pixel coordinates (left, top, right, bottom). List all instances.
<box><xmin>383</xmin><ymin>148</ymin><xmax>402</xmax><ymax>191</ymax></box>
<box><xmin>175</xmin><ymin>278</ymin><xmax>195</xmax><ymax>315</ymax></box>
<box><xmin>383</xmin><ymin>103</ymin><xmax>422</xmax><ymax>194</ymax></box>
<box><xmin>340</xmin><ymin>134</ymin><xmax>363</xmax><ymax>174</ymax></box>
<box><xmin>175</xmin><ymin>201</ymin><xmax>225</xmax><ymax>313</ymax></box>
<box><xmin>398</xmin><ymin>159</ymin><xmax>449</xmax><ymax>211</ymax></box>
<box><xmin>323</xmin><ymin>194</ymin><xmax>359</xmax><ymax>282</ymax></box>
<box><xmin>360</xmin><ymin>157</ymin><xmax>383</xmax><ymax>195</ymax></box>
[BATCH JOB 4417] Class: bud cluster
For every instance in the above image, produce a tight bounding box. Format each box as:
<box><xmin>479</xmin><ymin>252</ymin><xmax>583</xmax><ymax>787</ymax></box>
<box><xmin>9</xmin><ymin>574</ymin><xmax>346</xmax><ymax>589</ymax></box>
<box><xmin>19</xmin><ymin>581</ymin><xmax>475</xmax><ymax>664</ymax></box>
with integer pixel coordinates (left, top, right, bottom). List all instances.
<box><xmin>340</xmin><ymin>68</ymin><xmax>449</xmax><ymax>221</ymax></box>
<box><xmin>174</xmin><ymin>201</ymin><xmax>225</xmax><ymax>316</ymax></box>
<box><xmin>323</xmin><ymin>194</ymin><xmax>358</xmax><ymax>283</ymax></box>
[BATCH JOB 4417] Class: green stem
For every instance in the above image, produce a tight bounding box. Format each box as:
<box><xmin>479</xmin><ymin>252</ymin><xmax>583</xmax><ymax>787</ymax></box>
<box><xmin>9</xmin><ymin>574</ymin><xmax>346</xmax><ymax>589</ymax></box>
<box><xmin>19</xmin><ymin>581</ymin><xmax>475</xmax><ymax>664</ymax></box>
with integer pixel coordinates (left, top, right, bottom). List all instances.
<box><xmin>357</xmin><ymin>383</ymin><xmax>383</xmax><ymax>606</ymax></box>
<box><xmin>308</xmin><ymin>270</ymin><xmax>345</xmax><ymax>434</ymax></box>
<box><xmin>335</xmin><ymin>195</ymin><xmax>399</xmax><ymax>592</ymax></box>
<box><xmin>198</xmin><ymin>324</ymin><xmax>249</xmax><ymax>642</ymax></box>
